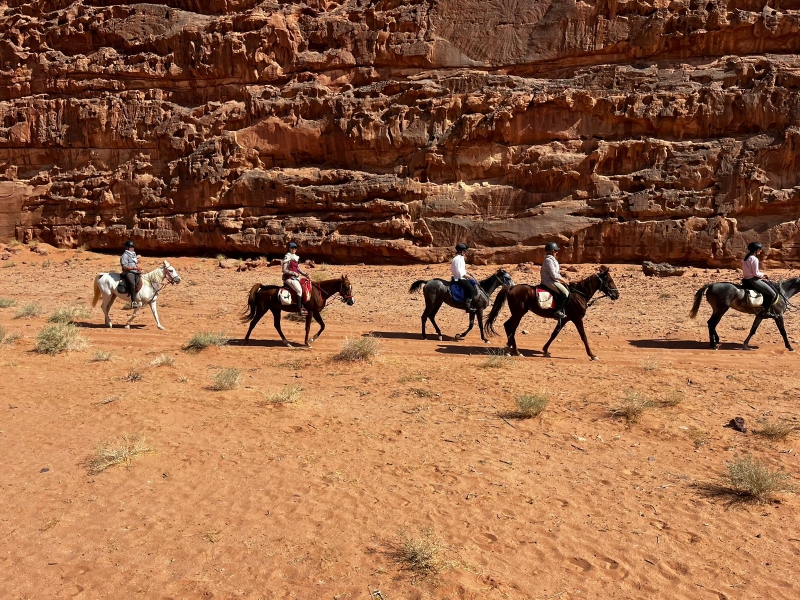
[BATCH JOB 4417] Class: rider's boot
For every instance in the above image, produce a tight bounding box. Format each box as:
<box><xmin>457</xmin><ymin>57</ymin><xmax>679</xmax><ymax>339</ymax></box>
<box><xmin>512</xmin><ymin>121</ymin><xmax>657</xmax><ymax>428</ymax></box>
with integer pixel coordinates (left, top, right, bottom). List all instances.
<box><xmin>297</xmin><ymin>297</ymin><xmax>307</xmax><ymax>316</ymax></box>
<box><xmin>554</xmin><ymin>295</ymin><xmax>567</xmax><ymax>319</ymax></box>
<box><xmin>465</xmin><ymin>297</ymin><xmax>476</xmax><ymax>314</ymax></box>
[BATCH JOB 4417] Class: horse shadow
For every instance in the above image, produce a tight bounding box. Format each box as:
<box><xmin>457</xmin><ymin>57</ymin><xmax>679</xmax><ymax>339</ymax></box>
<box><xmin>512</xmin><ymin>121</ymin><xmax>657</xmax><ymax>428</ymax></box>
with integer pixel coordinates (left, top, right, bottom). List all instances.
<box><xmin>628</xmin><ymin>339</ymin><xmax>749</xmax><ymax>351</ymax></box>
<box><xmin>365</xmin><ymin>330</ymin><xmax>457</xmax><ymax>342</ymax></box>
<box><xmin>434</xmin><ymin>344</ymin><xmax>567</xmax><ymax>359</ymax></box>
<box><xmin>73</xmin><ymin>321</ymin><xmax>145</xmax><ymax>329</ymax></box>
<box><xmin>227</xmin><ymin>338</ymin><xmax>296</xmax><ymax>348</ymax></box>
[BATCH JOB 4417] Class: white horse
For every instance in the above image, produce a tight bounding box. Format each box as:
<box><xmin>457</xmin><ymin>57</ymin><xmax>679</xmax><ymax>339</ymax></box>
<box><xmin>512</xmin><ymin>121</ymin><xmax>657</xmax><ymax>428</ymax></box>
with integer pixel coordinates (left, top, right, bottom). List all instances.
<box><xmin>92</xmin><ymin>261</ymin><xmax>181</xmax><ymax>329</ymax></box>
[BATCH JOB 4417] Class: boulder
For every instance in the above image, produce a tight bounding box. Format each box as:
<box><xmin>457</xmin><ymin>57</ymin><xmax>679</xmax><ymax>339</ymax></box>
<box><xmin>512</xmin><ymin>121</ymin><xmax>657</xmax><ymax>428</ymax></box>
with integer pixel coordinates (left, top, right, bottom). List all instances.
<box><xmin>642</xmin><ymin>261</ymin><xmax>686</xmax><ymax>277</ymax></box>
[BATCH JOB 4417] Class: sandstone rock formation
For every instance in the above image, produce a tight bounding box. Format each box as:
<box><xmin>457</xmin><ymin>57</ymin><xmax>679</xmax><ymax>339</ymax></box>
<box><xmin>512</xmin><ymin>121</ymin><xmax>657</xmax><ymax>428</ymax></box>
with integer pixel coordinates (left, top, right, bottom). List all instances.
<box><xmin>2</xmin><ymin>1</ymin><xmax>800</xmax><ymax>265</ymax></box>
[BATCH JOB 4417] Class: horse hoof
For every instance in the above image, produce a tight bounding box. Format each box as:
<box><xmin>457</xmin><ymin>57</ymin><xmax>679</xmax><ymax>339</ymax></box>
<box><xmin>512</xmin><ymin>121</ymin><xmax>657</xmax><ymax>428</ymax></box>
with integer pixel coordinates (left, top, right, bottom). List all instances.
<box><xmin>157</xmin><ymin>326</ymin><xmax>165</xmax><ymax>331</ymax></box>
<box><xmin>283</xmin><ymin>341</ymin><xmax>293</xmax><ymax>347</ymax></box>
<box><xmin>483</xmin><ymin>339</ymin><xmax>490</xmax><ymax>344</ymax></box>
<box><xmin>437</xmin><ymin>335</ymin><xmax>442</xmax><ymax>341</ymax></box>
<box><xmin>454</xmin><ymin>335</ymin><xmax>462</xmax><ymax>342</ymax></box>
<box><xmin>590</xmin><ymin>356</ymin><xmax>600</xmax><ymax>361</ymax></box>
<box><xmin>124</xmin><ymin>325</ymin><xmax>131</xmax><ymax>330</ymax></box>
<box><xmin>543</xmin><ymin>352</ymin><xmax>551</xmax><ymax>358</ymax></box>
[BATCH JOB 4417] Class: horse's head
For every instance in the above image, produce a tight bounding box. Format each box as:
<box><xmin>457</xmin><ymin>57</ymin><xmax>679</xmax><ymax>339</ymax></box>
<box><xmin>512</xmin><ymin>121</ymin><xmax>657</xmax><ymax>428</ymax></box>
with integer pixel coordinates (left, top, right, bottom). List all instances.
<box><xmin>162</xmin><ymin>260</ymin><xmax>182</xmax><ymax>285</ymax></box>
<box><xmin>496</xmin><ymin>268</ymin><xmax>515</xmax><ymax>287</ymax></box>
<box><xmin>597</xmin><ymin>265</ymin><xmax>619</xmax><ymax>300</ymax></box>
<box><xmin>339</xmin><ymin>274</ymin><xmax>355</xmax><ymax>306</ymax></box>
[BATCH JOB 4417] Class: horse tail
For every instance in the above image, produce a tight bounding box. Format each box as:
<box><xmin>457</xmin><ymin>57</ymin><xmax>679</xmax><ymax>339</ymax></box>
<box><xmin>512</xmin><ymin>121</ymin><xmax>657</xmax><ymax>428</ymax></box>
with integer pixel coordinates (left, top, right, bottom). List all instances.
<box><xmin>689</xmin><ymin>284</ymin><xmax>710</xmax><ymax>319</ymax></box>
<box><xmin>485</xmin><ymin>286</ymin><xmax>510</xmax><ymax>336</ymax></box>
<box><xmin>241</xmin><ymin>283</ymin><xmax>262</xmax><ymax>323</ymax></box>
<box><xmin>92</xmin><ymin>274</ymin><xmax>103</xmax><ymax>308</ymax></box>
<box><xmin>409</xmin><ymin>280</ymin><xmax>428</xmax><ymax>294</ymax></box>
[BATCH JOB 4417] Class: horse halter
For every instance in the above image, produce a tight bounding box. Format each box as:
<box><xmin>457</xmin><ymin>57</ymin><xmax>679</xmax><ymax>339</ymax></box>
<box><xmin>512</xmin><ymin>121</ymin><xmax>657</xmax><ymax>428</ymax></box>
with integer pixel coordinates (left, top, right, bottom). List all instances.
<box><xmin>163</xmin><ymin>267</ymin><xmax>178</xmax><ymax>285</ymax></box>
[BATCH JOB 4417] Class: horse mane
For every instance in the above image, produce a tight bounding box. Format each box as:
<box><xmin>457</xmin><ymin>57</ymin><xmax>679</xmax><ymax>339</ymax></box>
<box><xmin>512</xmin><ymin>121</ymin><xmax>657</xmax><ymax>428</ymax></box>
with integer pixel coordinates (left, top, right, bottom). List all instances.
<box><xmin>142</xmin><ymin>264</ymin><xmax>165</xmax><ymax>285</ymax></box>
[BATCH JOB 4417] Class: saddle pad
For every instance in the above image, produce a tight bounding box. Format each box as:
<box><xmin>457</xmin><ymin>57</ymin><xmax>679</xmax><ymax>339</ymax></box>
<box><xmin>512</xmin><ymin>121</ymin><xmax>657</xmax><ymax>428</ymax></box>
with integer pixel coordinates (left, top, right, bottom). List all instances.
<box><xmin>278</xmin><ymin>288</ymin><xmax>293</xmax><ymax>305</ymax></box>
<box><xmin>450</xmin><ymin>279</ymin><xmax>477</xmax><ymax>303</ymax></box>
<box><xmin>745</xmin><ymin>290</ymin><xmax>764</xmax><ymax>307</ymax></box>
<box><xmin>301</xmin><ymin>278</ymin><xmax>312</xmax><ymax>302</ymax></box>
<box><xmin>536</xmin><ymin>287</ymin><xmax>555</xmax><ymax>310</ymax></box>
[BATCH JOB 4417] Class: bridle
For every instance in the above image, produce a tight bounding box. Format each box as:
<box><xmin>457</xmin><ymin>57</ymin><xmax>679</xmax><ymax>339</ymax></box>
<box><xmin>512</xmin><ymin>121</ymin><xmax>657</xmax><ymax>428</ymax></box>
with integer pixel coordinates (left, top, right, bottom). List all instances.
<box><xmin>148</xmin><ymin>266</ymin><xmax>178</xmax><ymax>299</ymax></box>
<box><xmin>313</xmin><ymin>278</ymin><xmax>354</xmax><ymax>303</ymax></box>
<box><xmin>571</xmin><ymin>272</ymin><xmax>618</xmax><ymax>307</ymax></box>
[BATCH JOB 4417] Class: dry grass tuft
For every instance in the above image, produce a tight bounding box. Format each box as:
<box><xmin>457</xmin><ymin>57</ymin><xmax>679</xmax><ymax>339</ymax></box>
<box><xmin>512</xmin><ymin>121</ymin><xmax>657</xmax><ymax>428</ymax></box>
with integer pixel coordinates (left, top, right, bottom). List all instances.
<box><xmin>89</xmin><ymin>350</ymin><xmax>113</xmax><ymax>362</ymax></box>
<box><xmin>150</xmin><ymin>353</ymin><xmax>175</xmax><ymax>368</ymax></box>
<box><xmin>124</xmin><ymin>370</ymin><xmax>143</xmax><ymax>382</ymax></box>
<box><xmin>263</xmin><ymin>383</ymin><xmax>301</xmax><ymax>404</ymax></box>
<box><xmin>183</xmin><ymin>331</ymin><xmax>229</xmax><ymax>352</ymax></box>
<box><xmin>49</xmin><ymin>305</ymin><xmax>91</xmax><ymax>324</ymax></box>
<box><xmin>0</xmin><ymin>325</ymin><xmax>21</xmax><ymax>346</ymax></box>
<box><xmin>480</xmin><ymin>348</ymin><xmax>512</xmax><ymax>369</ymax></box>
<box><xmin>15</xmin><ymin>303</ymin><xmax>43</xmax><ymax>319</ymax></box>
<box><xmin>204</xmin><ymin>529</ymin><xmax>221</xmax><ymax>543</ymax></box>
<box><xmin>754</xmin><ymin>418</ymin><xmax>799</xmax><ymax>442</ymax></box>
<box><xmin>658</xmin><ymin>389</ymin><xmax>685</xmax><ymax>408</ymax></box>
<box><xmin>87</xmin><ymin>433</ymin><xmax>155</xmax><ymax>474</ymax></box>
<box><xmin>211</xmin><ymin>367</ymin><xmax>241</xmax><ymax>391</ymax></box>
<box><xmin>610</xmin><ymin>391</ymin><xmax>653</xmax><ymax>424</ymax></box>
<box><xmin>700</xmin><ymin>455</ymin><xmax>794</xmax><ymax>504</ymax></box>
<box><xmin>0</xmin><ymin>298</ymin><xmax>16</xmax><ymax>308</ymax></box>
<box><xmin>35</xmin><ymin>323</ymin><xmax>88</xmax><ymax>355</ymax></box>
<box><xmin>642</xmin><ymin>354</ymin><xmax>660</xmax><ymax>372</ymax></box>
<box><xmin>333</xmin><ymin>336</ymin><xmax>380</xmax><ymax>362</ymax></box>
<box><xmin>513</xmin><ymin>393</ymin><xmax>549</xmax><ymax>418</ymax></box>
<box><xmin>391</xmin><ymin>527</ymin><xmax>446</xmax><ymax>577</ymax></box>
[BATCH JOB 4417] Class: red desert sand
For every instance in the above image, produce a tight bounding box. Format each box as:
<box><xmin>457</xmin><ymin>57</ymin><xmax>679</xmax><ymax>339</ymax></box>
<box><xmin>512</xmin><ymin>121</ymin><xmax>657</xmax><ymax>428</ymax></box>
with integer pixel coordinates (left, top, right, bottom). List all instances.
<box><xmin>1</xmin><ymin>247</ymin><xmax>798</xmax><ymax>599</ymax></box>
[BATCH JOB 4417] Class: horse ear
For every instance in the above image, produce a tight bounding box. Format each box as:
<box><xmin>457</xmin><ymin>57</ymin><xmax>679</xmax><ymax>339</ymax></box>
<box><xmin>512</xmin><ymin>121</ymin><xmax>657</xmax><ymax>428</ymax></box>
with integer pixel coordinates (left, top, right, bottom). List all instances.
<box><xmin>599</xmin><ymin>265</ymin><xmax>609</xmax><ymax>273</ymax></box>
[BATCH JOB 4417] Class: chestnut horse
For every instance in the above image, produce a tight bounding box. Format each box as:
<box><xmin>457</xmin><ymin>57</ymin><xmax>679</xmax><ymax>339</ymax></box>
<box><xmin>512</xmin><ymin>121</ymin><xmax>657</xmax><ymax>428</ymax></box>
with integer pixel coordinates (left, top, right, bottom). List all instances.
<box><xmin>241</xmin><ymin>275</ymin><xmax>354</xmax><ymax>347</ymax></box>
<box><xmin>485</xmin><ymin>266</ymin><xmax>619</xmax><ymax>360</ymax></box>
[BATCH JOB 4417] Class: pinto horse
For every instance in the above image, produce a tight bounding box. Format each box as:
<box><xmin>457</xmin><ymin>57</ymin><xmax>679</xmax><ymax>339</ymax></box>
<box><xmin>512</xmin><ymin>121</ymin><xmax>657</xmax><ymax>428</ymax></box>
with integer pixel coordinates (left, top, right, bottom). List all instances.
<box><xmin>689</xmin><ymin>277</ymin><xmax>800</xmax><ymax>350</ymax></box>
<box><xmin>241</xmin><ymin>275</ymin><xmax>355</xmax><ymax>347</ymax></box>
<box><xmin>485</xmin><ymin>266</ymin><xmax>619</xmax><ymax>360</ymax></box>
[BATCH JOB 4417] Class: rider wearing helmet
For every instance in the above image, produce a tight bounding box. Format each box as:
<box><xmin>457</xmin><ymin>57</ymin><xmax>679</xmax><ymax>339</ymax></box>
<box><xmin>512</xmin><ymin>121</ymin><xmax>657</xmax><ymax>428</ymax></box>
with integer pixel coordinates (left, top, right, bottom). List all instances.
<box><xmin>742</xmin><ymin>241</ymin><xmax>777</xmax><ymax>318</ymax></box>
<box><xmin>451</xmin><ymin>242</ymin><xmax>477</xmax><ymax>313</ymax></box>
<box><xmin>541</xmin><ymin>242</ymin><xmax>570</xmax><ymax>319</ymax></box>
<box><xmin>282</xmin><ymin>241</ymin><xmax>310</xmax><ymax>315</ymax></box>
<box><xmin>120</xmin><ymin>240</ymin><xmax>141</xmax><ymax>308</ymax></box>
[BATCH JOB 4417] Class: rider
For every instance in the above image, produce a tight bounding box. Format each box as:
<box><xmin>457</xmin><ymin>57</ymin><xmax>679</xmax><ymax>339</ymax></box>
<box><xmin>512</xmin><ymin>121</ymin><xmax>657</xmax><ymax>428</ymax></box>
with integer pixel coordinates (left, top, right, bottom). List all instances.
<box><xmin>742</xmin><ymin>241</ymin><xmax>778</xmax><ymax>318</ymax></box>
<box><xmin>120</xmin><ymin>240</ymin><xmax>141</xmax><ymax>308</ymax></box>
<box><xmin>542</xmin><ymin>242</ymin><xmax>570</xmax><ymax>319</ymax></box>
<box><xmin>282</xmin><ymin>241</ymin><xmax>310</xmax><ymax>315</ymax></box>
<box><xmin>451</xmin><ymin>242</ymin><xmax>477</xmax><ymax>313</ymax></box>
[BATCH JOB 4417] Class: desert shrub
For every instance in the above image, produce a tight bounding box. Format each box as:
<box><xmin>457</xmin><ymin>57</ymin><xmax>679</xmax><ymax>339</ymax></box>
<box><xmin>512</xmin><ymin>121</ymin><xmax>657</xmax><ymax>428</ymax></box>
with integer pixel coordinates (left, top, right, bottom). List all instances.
<box><xmin>183</xmin><ymin>331</ymin><xmax>229</xmax><ymax>352</ymax></box>
<box><xmin>514</xmin><ymin>393</ymin><xmax>549</xmax><ymax>418</ymax></box>
<box><xmin>264</xmin><ymin>384</ymin><xmax>301</xmax><ymax>404</ymax></box>
<box><xmin>720</xmin><ymin>455</ymin><xmax>794</xmax><ymax>503</ymax></box>
<box><xmin>150</xmin><ymin>353</ymin><xmax>175</xmax><ymax>368</ymax></box>
<box><xmin>49</xmin><ymin>305</ymin><xmax>91</xmax><ymax>324</ymax></box>
<box><xmin>15</xmin><ymin>303</ymin><xmax>43</xmax><ymax>319</ymax></box>
<box><xmin>87</xmin><ymin>433</ymin><xmax>155</xmax><ymax>474</ymax></box>
<box><xmin>333</xmin><ymin>336</ymin><xmax>380</xmax><ymax>362</ymax></box>
<box><xmin>35</xmin><ymin>324</ymin><xmax>87</xmax><ymax>355</ymax></box>
<box><xmin>0</xmin><ymin>298</ymin><xmax>16</xmax><ymax>308</ymax></box>
<box><xmin>0</xmin><ymin>326</ymin><xmax>20</xmax><ymax>345</ymax></box>
<box><xmin>211</xmin><ymin>367</ymin><xmax>241</xmax><ymax>391</ymax></box>
<box><xmin>124</xmin><ymin>370</ymin><xmax>142</xmax><ymax>382</ymax></box>
<box><xmin>89</xmin><ymin>350</ymin><xmax>113</xmax><ymax>362</ymax></box>
<box><xmin>480</xmin><ymin>348</ymin><xmax>512</xmax><ymax>369</ymax></box>
<box><xmin>391</xmin><ymin>528</ymin><xmax>446</xmax><ymax>577</ymax></box>
<box><xmin>754</xmin><ymin>418</ymin><xmax>799</xmax><ymax>442</ymax></box>
<box><xmin>659</xmin><ymin>389</ymin><xmax>685</xmax><ymax>407</ymax></box>
<box><xmin>610</xmin><ymin>391</ymin><xmax>653</xmax><ymax>424</ymax></box>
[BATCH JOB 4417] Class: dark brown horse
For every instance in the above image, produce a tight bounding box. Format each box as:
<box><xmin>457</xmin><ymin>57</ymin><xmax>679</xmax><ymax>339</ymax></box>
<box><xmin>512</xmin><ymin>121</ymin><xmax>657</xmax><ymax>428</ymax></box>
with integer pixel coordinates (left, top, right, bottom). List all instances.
<box><xmin>241</xmin><ymin>275</ymin><xmax>355</xmax><ymax>347</ymax></box>
<box><xmin>485</xmin><ymin>266</ymin><xmax>619</xmax><ymax>360</ymax></box>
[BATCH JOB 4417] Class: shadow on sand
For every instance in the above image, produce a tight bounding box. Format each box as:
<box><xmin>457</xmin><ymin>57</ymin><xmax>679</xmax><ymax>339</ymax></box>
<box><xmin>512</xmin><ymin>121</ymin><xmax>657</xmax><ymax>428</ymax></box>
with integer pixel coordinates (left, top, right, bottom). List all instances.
<box><xmin>433</xmin><ymin>344</ymin><xmax>567</xmax><ymax>359</ymax></box>
<box><xmin>227</xmin><ymin>338</ymin><xmax>299</xmax><ymax>348</ymax></box>
<box><xmin>365</xmin><ymin>330</ymin><xmax>456</xmax><ymax>342</ymax></box>
<box><xmin>74</xmin><ymin>321</ymin><xmax>145</xmax><ymax>329</ymax></box>
<box><xmin>628</xmin><ymin>339</ymin><xmax>748</xmax><ymax>351</ymax></box>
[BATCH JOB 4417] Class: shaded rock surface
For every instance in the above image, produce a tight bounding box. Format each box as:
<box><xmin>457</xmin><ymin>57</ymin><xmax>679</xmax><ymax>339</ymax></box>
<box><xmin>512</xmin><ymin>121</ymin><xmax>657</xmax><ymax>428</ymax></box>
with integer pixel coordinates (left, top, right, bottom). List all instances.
<box><xmin>2</xmin><ymin>1</ymin><xmax>800</xmax><ymax>265</ymax></box>
<box><xmin>642</xmin><ymin>261</ymin><xmax>686</xmax><ymax>277</ymax></box>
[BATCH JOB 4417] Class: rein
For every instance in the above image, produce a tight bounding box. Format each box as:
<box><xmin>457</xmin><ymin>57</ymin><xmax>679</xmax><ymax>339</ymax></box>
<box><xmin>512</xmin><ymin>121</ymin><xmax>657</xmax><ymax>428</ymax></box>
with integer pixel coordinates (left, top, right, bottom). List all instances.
<box><xmin>312</xmin><ymin>279</ymin><xmax>353</xmax><ymax>306</ymax></box>
<box><xmin>141</xmin><ymin>266</ymin><xmax>177</xmax><ymax>304</ymax></box>
<box><xmin>571</xmin><ymin>274</ymin><xmax>617</xmax><ymax>307</ymax></box>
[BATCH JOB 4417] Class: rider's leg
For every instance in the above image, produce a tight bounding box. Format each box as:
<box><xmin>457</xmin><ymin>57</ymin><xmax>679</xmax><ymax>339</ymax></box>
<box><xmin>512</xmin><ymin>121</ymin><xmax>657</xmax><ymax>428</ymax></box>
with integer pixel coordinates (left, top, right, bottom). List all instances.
<box><xmin>550</xmin><ymin>282</ymin><xmax>570</xmax><ymax>318</ymax></box>
<box><xmin>125</xmin><ymin>272</ymin><xmax>139</xmax><ymax>307</ymax></box>
<box><xmin>286</xmin><ymin>278</ymin><xmax>305</xmax><ymax>313</ymax></box>
<box><xmin>751</xmin><ymin>278</ymin><xmax>777</xmax><ymax>316</ymax></box>
<box><xmin>459</xmin><ymin>279</ymin><xmax>476</xmax><ymax>313</ymax></box>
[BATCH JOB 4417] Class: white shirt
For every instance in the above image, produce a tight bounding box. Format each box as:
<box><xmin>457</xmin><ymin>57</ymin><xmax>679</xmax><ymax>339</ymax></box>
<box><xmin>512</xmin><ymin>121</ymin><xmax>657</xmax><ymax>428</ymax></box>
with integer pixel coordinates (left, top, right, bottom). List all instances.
<box><xmin>451</xmin><ymin>254</ymin><xmax>467</xmax><ymax>280</ymax></box>
<box><xmin>742</xmin><ymin>255</ymin><xmax>764</xmax><ymax>279</ymax></box>
<box><xmin>541</xmin><ymin>255</ymin><xmax>561</xmax><ymax>286</ymax></box>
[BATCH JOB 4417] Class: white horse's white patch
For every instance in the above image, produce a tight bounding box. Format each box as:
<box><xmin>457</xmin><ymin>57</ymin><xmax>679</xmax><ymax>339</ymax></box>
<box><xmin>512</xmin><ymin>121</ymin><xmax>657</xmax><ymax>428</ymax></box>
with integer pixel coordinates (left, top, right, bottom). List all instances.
<box><xmin>92</xmin><ymin>261</ymin><xmax>181</xmax><ymax>330</ymax></box>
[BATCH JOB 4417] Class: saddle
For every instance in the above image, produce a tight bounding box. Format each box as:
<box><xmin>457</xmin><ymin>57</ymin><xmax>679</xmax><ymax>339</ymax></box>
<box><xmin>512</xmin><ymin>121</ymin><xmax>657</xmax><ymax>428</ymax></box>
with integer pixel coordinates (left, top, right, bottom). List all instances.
<box><xmin>450</xmin><ymin>278</ymin><xmax>478</xmax><ymax>303</ymax></box>
<box><xmin>743</xmin><ymin>289</ymin><xmax>765</xmax><ymax>307</ymax></box>
<box><xmin>278</xmin><ymin>277</ymin><xmax>312</xmax><ymax>306</ymax></box>
<box><xmin>116</xmin><ymin>273</ymin><xmax>143</xmax><ymax>296</ymax></box>
<box><xmin>534</xmin><ymin>287</ymin><xmax>556</xmax><ymax>310</ymax></box>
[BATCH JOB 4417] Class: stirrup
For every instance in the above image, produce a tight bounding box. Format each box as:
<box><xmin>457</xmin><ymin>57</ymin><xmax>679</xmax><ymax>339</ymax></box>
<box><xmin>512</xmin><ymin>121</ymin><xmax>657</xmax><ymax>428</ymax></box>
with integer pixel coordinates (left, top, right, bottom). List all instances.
<box><xmin>554</xmin><ymin>310</ymin><xmax>566</xmax><ymax>319</ymax></box>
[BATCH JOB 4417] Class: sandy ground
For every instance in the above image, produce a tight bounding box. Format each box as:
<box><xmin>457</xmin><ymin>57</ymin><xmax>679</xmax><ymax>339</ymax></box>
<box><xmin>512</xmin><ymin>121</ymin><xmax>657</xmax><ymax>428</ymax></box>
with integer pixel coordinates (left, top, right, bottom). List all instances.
<box><xmin>1</xmin><ymin>245</ymin><xmax>799</xmax><ymax>600</ymax></box>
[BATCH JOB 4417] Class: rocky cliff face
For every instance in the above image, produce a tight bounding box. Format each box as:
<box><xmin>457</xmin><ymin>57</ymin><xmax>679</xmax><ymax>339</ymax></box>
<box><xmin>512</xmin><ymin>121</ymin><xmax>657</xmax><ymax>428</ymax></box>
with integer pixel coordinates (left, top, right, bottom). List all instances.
<box><xmin>2</xmin><ymin>0</ymin><xmax>800</xmax><ymax>265</ymax></box>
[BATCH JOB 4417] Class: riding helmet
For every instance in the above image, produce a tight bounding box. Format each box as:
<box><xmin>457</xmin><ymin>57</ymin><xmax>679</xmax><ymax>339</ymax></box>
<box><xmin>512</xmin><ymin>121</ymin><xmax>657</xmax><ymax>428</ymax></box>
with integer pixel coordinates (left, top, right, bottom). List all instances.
<box><xmin>455</xmin><ymin>242</ymin><xmax>469</xmax><ymax>252</ymax></box>
<box><xmin>124</xmin><ymin>240</ymin><xmax>135</xmax><ymax>249</ymax></box>
<box><xmin>288</xmin><ymin>242</ymin><xmax>298</xmax><ymax>249</ymax></box>
<box><xmin>747</xmin><ymin>241</ymin><xmax>763</xmax><ymax>253</ymax></box>
<box><xmin>545</xmin><ymin>242</ymin><xmax>559</xmax><ymax>252</ymax></box>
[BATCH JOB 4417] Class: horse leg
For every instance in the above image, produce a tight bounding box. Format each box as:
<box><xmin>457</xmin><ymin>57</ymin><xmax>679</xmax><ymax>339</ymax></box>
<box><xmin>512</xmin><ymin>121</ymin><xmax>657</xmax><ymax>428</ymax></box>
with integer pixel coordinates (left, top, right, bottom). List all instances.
<box><xmin>102</xmin><ymin>294</ymin><xmax>116</xmax><ymax>328</ymax></box>
<box><xmin>124</xmin><ymin>304</ymin><xmax>140</xmax><ymax>329</ymax></box>
<box><xmin>775</xmin><ymin>315</ymin><xmax>793</xmax><ymax>351</ymax></box>
<box><xmin>243</xmin><ymin>305</ymin><xmax>267</xmax><ymax>343</ymax></box>
<box><xmin>304</xmin><ymin>311</ymin><xmax>313</xmax><ymax>346</ymax></box>
<box><xmin>272</xmin><ymin>308</ymin><xmax>292</xmax><ymax>347</ymax></box>
<box><xmin>309</xmin><ymin>311</ymin><xmax>325</xmax><ymax>344</ymax></box>
<box><xmin>542</xmin><ymin>320</ymin><xmax>566</xmax><ymax>358</ymax></box>
<box><xmin>742</xmin><ymin>314</ymin><xmax>765</xmax><ymax>350</ymax></box>
<box><xmin>149</xmin><ymin>300</ymin><xmax>165</xmax><ymax>330</ymax></box>
<box><xmin>706</xmin><ymin>306</ymin><xmax>729</xmax><ymax>349</ymax></box>
<box><xmin>503</xmin><ymin>314</ymin><xmax>523</xmax><ymax>356</ymax></box>
<box><xmin>420</xmin><ymin>306</ymin><xmax>429</xmax><ymax>340</ymax></box>
<box><xmin>476</xmin><ymin>309</ymin><xmax>489</xmax><ymax>344</ymax></box>
<box><xmin>573</xmin><ymin>318</ymin><xmax>597</xmax><ymax>360</ymax></box>
<box><xmin>429</xmin><ymin>301</ymin><xmax>444</xmax><ymax>341</ymax></box>
<box><xmin>455</xmin><ymin>311</ymin><xmax>475</xmax><ymax>341</ymax></box>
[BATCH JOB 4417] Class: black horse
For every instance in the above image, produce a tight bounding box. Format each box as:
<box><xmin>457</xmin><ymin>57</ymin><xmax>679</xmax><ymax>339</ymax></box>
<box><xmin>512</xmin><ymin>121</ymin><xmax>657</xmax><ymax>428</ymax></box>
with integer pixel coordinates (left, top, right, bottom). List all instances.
<box><xmin>409</xmin><ymin>269</ymin><xmax>515</xmax><ymax>342</ymax></box>
<box><xmin>690</xmin><ymin>277</ymin><xmax>800</xmax><ymax>350</ymax></box>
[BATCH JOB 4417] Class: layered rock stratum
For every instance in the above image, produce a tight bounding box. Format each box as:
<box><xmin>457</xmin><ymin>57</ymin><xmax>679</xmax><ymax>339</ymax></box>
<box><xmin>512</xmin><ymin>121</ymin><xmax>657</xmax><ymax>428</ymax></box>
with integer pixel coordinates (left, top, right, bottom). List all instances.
<box><xmin>2</xmin><ymin>0</ymin><xmax>800</xmax><ymax>265</ymax></box>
